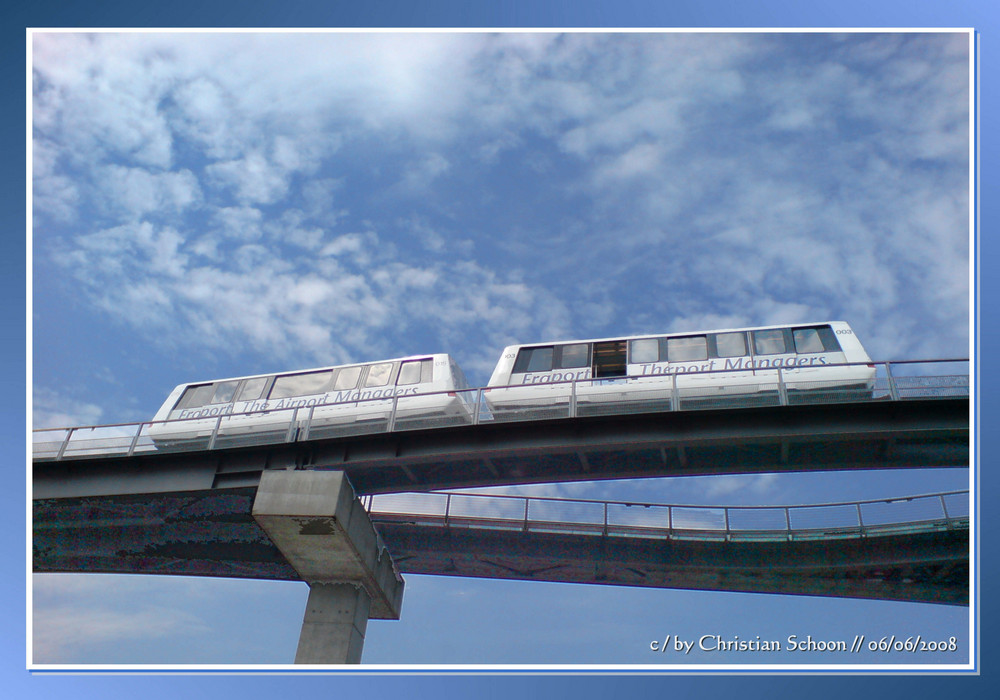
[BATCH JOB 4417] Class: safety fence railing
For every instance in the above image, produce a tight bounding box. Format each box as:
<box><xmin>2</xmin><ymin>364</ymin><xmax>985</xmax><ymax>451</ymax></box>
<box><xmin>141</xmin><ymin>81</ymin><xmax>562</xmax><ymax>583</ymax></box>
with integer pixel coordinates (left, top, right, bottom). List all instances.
<box><xmin>32</xmin><ymin>359</ymin><xmax>969</xmax><ymax>461</ymax></box>
<box><xmin>364</xmin><ymin>489</ymin><xmax>970</xmax><ymax>543</ymax></box>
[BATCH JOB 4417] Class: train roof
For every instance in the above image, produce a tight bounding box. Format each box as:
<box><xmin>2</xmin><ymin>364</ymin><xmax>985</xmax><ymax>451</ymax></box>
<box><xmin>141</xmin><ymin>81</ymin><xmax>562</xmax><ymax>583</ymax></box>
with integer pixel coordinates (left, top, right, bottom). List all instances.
<box><xmin>172</xmin><ymin>352</ymin><xmax>452</xmax><ymax>387</ymax></box>
<box><xmin>498</xmin><ymin>321</ymin><xmax>853</xmax><ymax>349</ymax></box>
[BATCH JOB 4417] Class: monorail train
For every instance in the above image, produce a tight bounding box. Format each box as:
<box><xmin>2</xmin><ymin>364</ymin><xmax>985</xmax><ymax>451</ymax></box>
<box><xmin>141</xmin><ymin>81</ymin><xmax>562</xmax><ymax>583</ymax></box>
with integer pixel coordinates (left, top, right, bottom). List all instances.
<box><xmin>483</xmin><ymin>321</ymin><xmax>876</xmax><ymax>414</ymax></box>
<box><xmin>148</xmin><ymin>321</ymin><xmax>875</xmax><ymax>444</ymax></box>
<box><xmin>148</xmin><ymin>354</ymin><xmax>473</xmax><ymax>445</ymax></box>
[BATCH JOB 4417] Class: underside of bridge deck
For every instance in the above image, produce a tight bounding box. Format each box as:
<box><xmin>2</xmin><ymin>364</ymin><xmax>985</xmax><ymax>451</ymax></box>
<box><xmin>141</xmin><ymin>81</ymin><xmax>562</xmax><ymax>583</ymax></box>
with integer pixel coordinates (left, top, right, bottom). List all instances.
<box><xmin>32</xmin><ymin>485</ymin><xmax>969</xmax><ymax>606</ymax></box>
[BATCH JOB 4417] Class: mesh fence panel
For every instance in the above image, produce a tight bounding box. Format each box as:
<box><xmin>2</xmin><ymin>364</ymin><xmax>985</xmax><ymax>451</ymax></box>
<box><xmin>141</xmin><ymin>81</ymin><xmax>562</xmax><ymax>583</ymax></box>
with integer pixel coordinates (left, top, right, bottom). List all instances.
<box><xmin>606</xmin><ymin>503</ymin><xmax>672</xmax><ymax>529</ymax></box>
<box><xmin>527</xmin><ymin>498</ymin><xmax>605</xmax><ymax>525</ymax></box>
<box><xmin>788</xmin><ymin>504</ymin><xmax>861</xmax><ymax>531</ymax></box>
<box><xmin>726</xmin><ymin>507</ymin><xmax>790</xmax><ymax>532</ymax></box>
<box><xmin>942</xmin><ymin>492</ymin><xmax>970</xmax><ymax>518</ymax></box>
<box><xmin>32</xmin><ymin>430</ymin><xmax>71</xmax><ymax>459</ymax></box>
<box><xmin>859</xmin><ymin>496</ymin><xmax>947</xmax><ymax>526</ymax></box>
<box><xmin>369</xmin><ymin>492</ymin><xmax>450</xmax><ymax>517</ymax></box>
<box><xmin>60</xmin><ymin>425</ymin><xmax>145</xmax><ymax>457</ymax></box>
<box><xmin>671</xmin><ymin>506</ymin><xmax>727</xmax><ymax>531</ymax></box>
<box><xmin>448</xmin><ymin>494</ymin><xmax>526</xmax><ymax>521</ymax></box>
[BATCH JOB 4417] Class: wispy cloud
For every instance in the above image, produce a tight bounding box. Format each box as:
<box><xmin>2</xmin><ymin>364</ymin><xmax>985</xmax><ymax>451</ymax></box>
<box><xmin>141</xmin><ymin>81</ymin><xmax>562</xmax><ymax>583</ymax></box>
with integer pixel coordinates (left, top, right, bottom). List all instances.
<box><xmin>32</xmin><ymin>31</ymin><xmax>970</xmax><ymax>394</ymax></box>
<box><xmin>33</xmin><ymin>604</ymin><xmax>212</xmax><ymax>663</ymax></box>
<box><xmin>32</xmin><ymin>389</ymin><xmax>104</xmax><ymax>429</ymax></box>
<box><xmin>30</xmin><ymin>574</ymin><xmax>302</xmax><ymax>664</ymax></box>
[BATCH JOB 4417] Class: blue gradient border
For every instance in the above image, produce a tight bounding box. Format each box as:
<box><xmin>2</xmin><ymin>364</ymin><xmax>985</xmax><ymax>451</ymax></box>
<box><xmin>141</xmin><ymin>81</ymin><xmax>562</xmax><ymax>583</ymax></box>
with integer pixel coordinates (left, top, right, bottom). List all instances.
<box><xmin>11</xmin><ymin>1</ymin><xmax>994</xmax><ymax>698</ymax></box>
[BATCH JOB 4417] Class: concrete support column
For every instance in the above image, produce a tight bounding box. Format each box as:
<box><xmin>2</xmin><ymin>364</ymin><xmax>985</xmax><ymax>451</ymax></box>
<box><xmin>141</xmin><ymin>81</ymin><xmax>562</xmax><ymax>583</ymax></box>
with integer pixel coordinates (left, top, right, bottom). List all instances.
<box><xmin>296</xmin><ymin>582</ymin><xmax>372</xmax><ymax>664</ymax></box>
<box><xmin>252</xmin><ymin>469</ymin><xmax>404</xmax><ymax>664</ymax></box>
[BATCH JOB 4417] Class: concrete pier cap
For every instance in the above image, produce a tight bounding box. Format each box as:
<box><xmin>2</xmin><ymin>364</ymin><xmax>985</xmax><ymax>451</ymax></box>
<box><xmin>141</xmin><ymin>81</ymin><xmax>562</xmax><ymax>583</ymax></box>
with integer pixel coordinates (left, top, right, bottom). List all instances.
<box><xmin>252</xmin><ymin>469</ymin><xmax>404</xmax><ymax>621</ymax></box>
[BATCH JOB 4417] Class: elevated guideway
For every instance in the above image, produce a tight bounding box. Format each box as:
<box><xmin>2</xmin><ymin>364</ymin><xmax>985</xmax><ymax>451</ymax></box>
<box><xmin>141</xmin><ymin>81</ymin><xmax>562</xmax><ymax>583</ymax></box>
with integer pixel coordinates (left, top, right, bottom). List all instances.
<box><xmin>33</xmin><ymin>487</ymin><xmax>969</xmax><ymax>606</ymax></box>
<box><xmin>32</xmin><ymin>360</ymin><xmax>970</xmax><ymax>498</ymax></box>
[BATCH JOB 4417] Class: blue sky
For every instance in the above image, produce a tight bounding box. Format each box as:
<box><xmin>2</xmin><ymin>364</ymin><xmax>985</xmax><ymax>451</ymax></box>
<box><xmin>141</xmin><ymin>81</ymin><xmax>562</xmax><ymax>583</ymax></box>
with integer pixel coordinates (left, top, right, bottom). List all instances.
<box><xmin>26</xmin><ymin>20</ymin><xmax>979</xmax><ymax>679</ymax></box>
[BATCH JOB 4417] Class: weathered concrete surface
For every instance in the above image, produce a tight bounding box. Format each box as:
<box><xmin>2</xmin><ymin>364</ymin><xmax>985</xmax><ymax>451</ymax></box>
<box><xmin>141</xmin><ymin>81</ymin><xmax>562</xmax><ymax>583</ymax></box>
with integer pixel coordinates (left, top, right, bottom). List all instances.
<box><xmin>252</xmin><ymin>470</ymin><xmax>404</xmax><ymax>663</ymax></box>
<box><xmin>294</xmin><ymin>583</ymin><xmax>372</xmax><ymax>665</ymax></box>
<box><xmin>252</xmin><ymin>469</ymin><xmax>403</xmax><ymax>620</ymax></box>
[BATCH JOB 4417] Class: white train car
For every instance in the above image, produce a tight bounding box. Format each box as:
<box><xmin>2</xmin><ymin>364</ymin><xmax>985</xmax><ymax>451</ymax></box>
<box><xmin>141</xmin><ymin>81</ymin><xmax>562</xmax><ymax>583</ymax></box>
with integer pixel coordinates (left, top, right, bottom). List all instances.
<box><xmin>484</xmin><ymin>322</ymin><xmax>875</xmax><ymax>415</ymax></box>
<box><xmin>149</xmin><ymin>354</ymin><xmax>473</xmax><ymax>445</ymax></box>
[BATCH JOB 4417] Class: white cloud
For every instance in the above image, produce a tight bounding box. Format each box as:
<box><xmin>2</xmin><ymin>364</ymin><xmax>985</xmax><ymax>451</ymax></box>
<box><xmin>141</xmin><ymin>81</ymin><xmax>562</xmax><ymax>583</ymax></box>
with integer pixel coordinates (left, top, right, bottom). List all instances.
<box><xmin>46</xmin><ymin>205</ymin><xmax>568</xmax><ymax>375</ymax></box>
<box><xmin>701</xmin><ymin>473</ymin><xmax>780</xmax><ymax>500</ymax></box>
<box><xmin>32</xmin><ymin>175</ymin><xmax>79</xmax><ymax>225</ymax></box>
<box><xmin>398</xmin><ymin>215</ymin><xmax>455</xmax><ymax>254</ymax></box>
<box><xmin>212</xmin><ymin>205</ymin><xmax>263</xmax><ymax>241</ymax></box>
<box><xmin>33</xmin><ymin>31</ymin><xmax>970</xmax><ymax>389</ymax></box>
<box><xmin>300</xmin><ymin>178</ymin><xmax>347</xmax><ymax>221</ymax></box>
<box><xmin>32</xmin><ymin>389</ymin><xmax>104</xmax><ymax>429</ymax></box>
<box><xmin>561</xmin><ymin>99</ymin><xmax>681</xmax><ymax>159</ymax></box>
<box><xmin>592</xmin><ymin>141</ymin><xmax>665</xmax><ymax>184</ymax></box>
<box><xmin>169</xmin><ymin>76</ymin><xmax>243</xmax><ymax>159</ymax></box>
<box><xmin>31</xmin><ymin>139</ymin><xmax>79</xmax><ymax>222</ymax></box>
<box><xmin>207</xmin><ymin>151</ymin><xmax>291</xmax><ymax>205</ymax></box>
<box><xmin>30</xmin><ymin>574</ymin><xmax>276</xmax><ymax>664</ymax></box>
<box><xmin>32</xmin><ymin>604</ymin><xmax>211</xmax><ymax>663</ymax></box>
<box><xmin>319</xmin><ymin>231</ymin><xmax>372</xmax><ymax>259</ymax></box>
<box><xmin>396</xmin><ymin>152</ymin><xmax>451</xmax><ymax>194</ymax></box>
<box><xmin>33</xmin><ymin>34</ymin><xmax>176</xmax><ymax>169</ymax></box>
<box><xmin>97</xmin><ymin>165</ymin><xmax>201</xmax><ymax>219</ymax></box>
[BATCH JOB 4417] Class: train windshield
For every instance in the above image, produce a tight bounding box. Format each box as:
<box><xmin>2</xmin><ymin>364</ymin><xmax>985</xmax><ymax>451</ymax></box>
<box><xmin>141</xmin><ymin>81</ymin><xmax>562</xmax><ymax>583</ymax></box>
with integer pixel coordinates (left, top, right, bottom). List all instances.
<box><xmin>270</xmin><ymin>371</ymin><xmax>334</xmax><ymax>399</ymax></box>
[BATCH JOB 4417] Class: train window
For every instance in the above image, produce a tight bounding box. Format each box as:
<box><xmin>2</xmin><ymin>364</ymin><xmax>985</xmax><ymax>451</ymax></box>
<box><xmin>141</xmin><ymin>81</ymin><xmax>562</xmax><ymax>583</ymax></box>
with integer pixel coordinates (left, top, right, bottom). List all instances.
<box><xmin>668</xmin><ymin>336</ymin><xmax>708</xmax><ymax>362</ymax></box>
<box><xmin>176</xmin><ymin>384</ymin><xmax>214</xmax><ymax>410</ymax></box>
<box><xmin>754</xmin><ymin>329</ymin><xmax>788</xmax><ymax>355</ymax></box>
<box><xmin>270</xmin><ymin>370</ymin><xmax>334</xmax><ymax>399</ymax></box>
<box><xmin>513</xmin><ymin>347</ymin><xmax>554</xmax><ymax>373</ymax></box>
<box><xmin>398</xmin><ymin>359</ymin><xmax>432</xmax><ymax>385</ymax></box>
<box><xmin>793</xmin><ymin>326</ymin><xmax>840</xmax><ymax>354</ymax></box>
<box><xmin>559</xmin><ymin>344</ymin><xmax>590</xmax><ymax>369</ymax></box>
<box><xmin>334</xmin><ymin>366</ymin><xmax>362</xmax><ymax>390</ymax></box>
<box><xmin>450</xmin><ymin>359</ymin><xmax>470</xmax><ymax>390</ymax></box>
<box><xmin>364</xmin><ymin>362</ymin><xmax>394</xmax><ymax>387</ymax></box>
<box><xmin>212</xmin><ymin>380</ymin><xmax>239</xmax><ymax>404</ymax></box>
<box><xmin>713</xmin><ymin>332</ymin><xmax>747</xmax><ymax>358</ymax></box>
<box><xmin>236</xmin><ymin>377</ymin><xmax>268</xmax><ymax>402</ymax></box>
<box><xmin>630</xmin><ymin>338</ymin><xmax>659</xmax><ymax>364</ymax></box>
<box><xmin>793</xmin><ymin>328</ymin><xmax>824</xmax><ymax>353</ymax></box>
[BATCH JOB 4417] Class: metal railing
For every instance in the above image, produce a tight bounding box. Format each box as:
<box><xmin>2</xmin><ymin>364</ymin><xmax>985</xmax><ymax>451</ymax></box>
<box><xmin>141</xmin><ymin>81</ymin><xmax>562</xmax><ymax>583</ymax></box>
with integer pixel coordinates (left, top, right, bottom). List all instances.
<box><xmin>364</xmin><ymin>489</ymin><xmax>970</xmax><ymax>543</ymax></box>
<box><xmin>32</xmin><ymin>359</ymin><xmax>969</xmax><ymax>462</ymax></box>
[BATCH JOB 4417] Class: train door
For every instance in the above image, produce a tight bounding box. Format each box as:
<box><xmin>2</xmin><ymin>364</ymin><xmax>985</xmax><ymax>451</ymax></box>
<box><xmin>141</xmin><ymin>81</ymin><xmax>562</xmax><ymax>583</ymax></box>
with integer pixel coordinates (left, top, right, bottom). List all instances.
<box><xmin>571</xmin><ymin>340</ymin><xmax>625</xmax><ymax>408</ymax></box>
<box><xmin>592</xmin><ymin>341</ymin><xmax>627</xmax><ymax>379</ymax></box>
